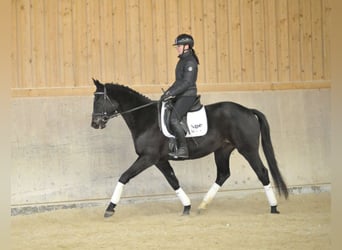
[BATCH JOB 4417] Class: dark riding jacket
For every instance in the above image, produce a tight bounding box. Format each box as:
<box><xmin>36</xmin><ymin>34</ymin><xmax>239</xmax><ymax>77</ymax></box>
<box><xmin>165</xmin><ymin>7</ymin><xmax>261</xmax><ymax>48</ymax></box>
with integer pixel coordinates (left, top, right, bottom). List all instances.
<box><xmin>166</xmin><ymin>50</ymin><xmax>198</xmax><ymax>98</ymax></box>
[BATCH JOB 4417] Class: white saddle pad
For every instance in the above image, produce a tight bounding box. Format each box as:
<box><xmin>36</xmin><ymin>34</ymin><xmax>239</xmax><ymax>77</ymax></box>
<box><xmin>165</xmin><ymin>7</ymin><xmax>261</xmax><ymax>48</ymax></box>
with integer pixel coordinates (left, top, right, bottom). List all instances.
<box><xmin>160</xmin><ymin>102</ymin><xmax>208</xmax><ymax>138</ymax></box>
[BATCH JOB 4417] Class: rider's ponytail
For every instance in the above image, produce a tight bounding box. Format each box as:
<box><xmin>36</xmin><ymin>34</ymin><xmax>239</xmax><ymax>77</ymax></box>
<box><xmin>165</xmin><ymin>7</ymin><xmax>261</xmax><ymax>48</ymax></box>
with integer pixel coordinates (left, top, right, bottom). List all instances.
<box><xmin>191</xmin><ymin>48</ymin><xmax>200</xmax><ymax>65</ymax></box>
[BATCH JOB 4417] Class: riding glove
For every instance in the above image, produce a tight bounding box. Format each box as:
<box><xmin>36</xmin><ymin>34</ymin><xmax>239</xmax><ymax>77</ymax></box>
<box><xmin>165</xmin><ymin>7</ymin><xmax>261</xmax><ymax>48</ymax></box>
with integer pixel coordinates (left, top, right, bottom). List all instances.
<box><xmin>160</xmin><ymin>91</ymin><xmax>175</xmax><ymax>102</ymax></box>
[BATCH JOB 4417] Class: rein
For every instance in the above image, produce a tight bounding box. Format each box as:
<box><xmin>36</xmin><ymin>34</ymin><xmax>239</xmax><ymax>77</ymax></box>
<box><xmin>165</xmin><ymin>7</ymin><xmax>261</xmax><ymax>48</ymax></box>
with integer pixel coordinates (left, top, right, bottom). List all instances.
<box><xmin>111</xmin><ymin>101</ymin><xmax>158</xmax><ymax>118</ymax></box>
<box><xmin>93</xmin><ymin>87</ymin><xmax>158</xmax><ymax>120</ymax></box>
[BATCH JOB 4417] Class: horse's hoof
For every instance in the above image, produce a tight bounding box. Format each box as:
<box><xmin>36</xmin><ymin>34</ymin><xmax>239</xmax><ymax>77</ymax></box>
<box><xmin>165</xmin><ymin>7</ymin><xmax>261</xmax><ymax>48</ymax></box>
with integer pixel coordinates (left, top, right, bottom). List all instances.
<box><xmin>197</xmin><ymin>202</ymin><xmax>208</xmax><ymax>214</ymax></box>
<box><xmin>270</xmin><ymin>205</ymin><xmax>280</xmax><ymax>214</ymax></box>
<box><xmin>104</xmin><ymin>210</ymin><xmax>115</xmax><ymax>218</ymax></box>
<box><xmin>182</xmin><ymin>205</ymin><xmax>191</xmax><ymax>216</ymax></box>
<box><xmin>197</xmin><ymin>208</ymin><xmax>206</xmax><ymax>214</ymax></box>
<box><xmin>104</xmin><ymin>202</ymin><xmax>116</xmax><ymax>218</ymax></box>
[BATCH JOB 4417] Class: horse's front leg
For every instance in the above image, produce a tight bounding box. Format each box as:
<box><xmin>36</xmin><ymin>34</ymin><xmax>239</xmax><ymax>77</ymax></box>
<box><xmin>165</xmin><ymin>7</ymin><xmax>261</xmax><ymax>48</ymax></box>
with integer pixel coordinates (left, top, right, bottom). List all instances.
<box><xmin>156</xmin><ymin>161</ymin><xmax>191</xmax><ymax>215</ymax></box>
<box><xmin>104</xmin><ymin>156</ymin><xmax>155</xmax><ymax>218</ymax></box>
<box><xmin>104</xmin><ymin>182</ymin><xmax>124</xmax><ymax>218</ymax></box>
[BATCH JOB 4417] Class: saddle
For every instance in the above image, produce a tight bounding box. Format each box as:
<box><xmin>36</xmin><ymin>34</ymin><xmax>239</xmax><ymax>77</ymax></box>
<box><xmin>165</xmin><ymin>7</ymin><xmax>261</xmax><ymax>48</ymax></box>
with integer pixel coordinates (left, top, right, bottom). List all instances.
<box><xmin>159</xmin><ymin>96</ymin><xmax>208</xmax><ymax>139</ymax></box>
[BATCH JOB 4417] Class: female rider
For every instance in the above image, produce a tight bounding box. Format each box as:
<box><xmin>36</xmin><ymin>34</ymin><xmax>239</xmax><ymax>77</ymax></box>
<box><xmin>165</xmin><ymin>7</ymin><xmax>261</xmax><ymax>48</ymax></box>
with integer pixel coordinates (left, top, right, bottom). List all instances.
<box><xmin>161</xmin><ymin>34</ymin><xmax>200</xmax><ymax>159</ymax></box>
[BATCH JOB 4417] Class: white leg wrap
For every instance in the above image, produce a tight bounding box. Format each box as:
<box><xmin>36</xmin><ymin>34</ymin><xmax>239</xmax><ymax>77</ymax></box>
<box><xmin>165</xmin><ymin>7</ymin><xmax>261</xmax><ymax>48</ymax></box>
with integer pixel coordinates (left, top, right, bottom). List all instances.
<box><xmin>175</xmin><ymin>188</ymin><xmax>191</xmax><ymax>206</ymax></box>
<box><xmin>198</xmin><ymin>183</ymin><xmax>220</xmax><ymax>209</ymax></box>
<box><xmin>264</xmin><ymin>184</ymin><xmax>277</xmax><ymax>206</ymax></box>
<box><xmin>203</xmin><ymin>183</ymin><xmax>220</xmax><ymax>204</ymax></box>
<box><xmin>110</xmin><ymin>182</ymin><xmax>125</xmax><ymax>204</ymax></box>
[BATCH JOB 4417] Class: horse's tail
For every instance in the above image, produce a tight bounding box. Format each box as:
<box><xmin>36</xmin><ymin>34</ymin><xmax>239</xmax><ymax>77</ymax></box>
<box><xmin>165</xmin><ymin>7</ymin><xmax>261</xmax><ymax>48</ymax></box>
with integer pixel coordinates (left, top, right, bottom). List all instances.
<box><xmin>251</xmin><ymin>109</ymin><xmax>289</xmax><ymax>199</ymax></box>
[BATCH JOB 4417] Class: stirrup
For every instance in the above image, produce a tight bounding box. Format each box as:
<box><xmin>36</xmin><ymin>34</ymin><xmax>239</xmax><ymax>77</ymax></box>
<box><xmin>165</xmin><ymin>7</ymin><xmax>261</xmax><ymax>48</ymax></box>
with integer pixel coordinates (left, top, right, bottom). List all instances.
<box><xmin>169</xmin><ymin>147</ymin><xmax>189</xmax><ymax>159</ymax></box>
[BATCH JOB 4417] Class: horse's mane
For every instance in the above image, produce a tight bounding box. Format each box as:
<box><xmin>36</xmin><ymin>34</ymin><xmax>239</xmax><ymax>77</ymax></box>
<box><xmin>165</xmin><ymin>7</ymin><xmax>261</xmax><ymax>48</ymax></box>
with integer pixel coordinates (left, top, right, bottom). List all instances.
<box><xmin>105</xmin><ymin>83</ymin><xmax>152</xmax><ymax>102</ymax></box>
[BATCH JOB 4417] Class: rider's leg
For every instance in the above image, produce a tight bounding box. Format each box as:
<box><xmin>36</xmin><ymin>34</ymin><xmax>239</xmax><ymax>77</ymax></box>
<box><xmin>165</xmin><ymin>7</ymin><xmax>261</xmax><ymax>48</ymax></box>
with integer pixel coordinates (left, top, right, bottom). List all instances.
<box><xmin>169</xmin><ymin>118</ymin><xmax>188</xmax><ymax>158</ymax></box>
<box><xmin>168</xmin><ymin>96</ymin><xmax>196</xmax><ymax>159</ymax></box>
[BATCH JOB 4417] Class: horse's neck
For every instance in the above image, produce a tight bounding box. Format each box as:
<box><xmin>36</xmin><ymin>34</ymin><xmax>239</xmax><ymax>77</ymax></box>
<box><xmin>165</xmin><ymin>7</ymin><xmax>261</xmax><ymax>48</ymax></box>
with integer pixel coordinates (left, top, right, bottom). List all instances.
<box><xmin>120</xmin><ymin>105</ymin><xmax>156</xmax><ymax>140</ymax></box>
<box><xmin>113</xmin><ymin>92</ymin><xmax>154</xmax><ymax>136</ymax></box>
<box><xmin>112</xmin><ymin>90</ymin><xmax>148</xmax><ymax>109</ymax></box>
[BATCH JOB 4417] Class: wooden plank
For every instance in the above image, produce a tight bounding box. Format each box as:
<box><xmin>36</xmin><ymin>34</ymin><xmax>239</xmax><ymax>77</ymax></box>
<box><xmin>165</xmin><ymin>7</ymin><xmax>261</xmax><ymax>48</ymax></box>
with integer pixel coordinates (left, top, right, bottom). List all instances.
<box><xmin>178</xmin><ymin>0</ymin><xmax>191</xmax><ymax>33</ymax></box>
<box><xmin>311</xmin><ymin>0</ymin><xmax>324</xmax><ymax>80</ymax></box>
<box><xmin>11</xmin><ymin>0</ymin><xmax>332</xmax><ymax>94</ymax></box>
<box><xmin>12</xmin><ymin>87</ymin><xmax>94</xmax><ymax>97</ymax></box>
<box><xmin>139</xmin><ymin>0</ymin><xmax>154</xmax><ymax>84</ymax></box>
<box><xmin>288</xmin><ymin>0</ymin><xmax>302</xmax><ymax>81</ymax></box>
<box><xmin>198</xmin><ymin>80</ymin><xmax>331</xmax><ymax>92</ymax></box>
<box><xmin>87</xmin><ymin>0</ymin><xmax>101</xmax><ymax>82</ymax></box>
<box><xmin>126</xmin><ymin>0</ymin><xmax>141</xmax><ymax>84</ymax></box>
<box><xmin>59</xmin><ymin>0</ymin><xmax>74</xmax><ymax>85</ymax></box>
<box><xmin>113</xmin><ymin>0</ymin><xmax>128</xmax><ymax>84</ymax></box>
<box><xmin>11</xmin><ymin>0</ymin><xmax>18</xmax><ymax>88</ymax></box>
<box><xmin>72</xmin><ymin>0</ymin><xmax>89</xmax><ymax>86</ymax></box>
<box><xmin>11</xmin><ymin>81</ymin><xmax>331</xmax><ymax>97</ymax></box>
<box><xmin>240</xmin><ymin>0</ymin><xmax>254</xmax><ymax>82</ymax></box>
<box><xmin>276</xmin><ymin>0</ymin><xmax>290</xmax><ymax>82</ymax></box>
<box><xmin>57</xmin><ymin>0</ymin><xmax>67</xmax><ymax>85</ymax></box>
<box><xmin>45</xmin><ymin>1</ymin><xmax>59</xmax><ymax>86</ymax></box>
<box><xmin>228</xmin><ymin>0</ymin><xmax>242</xmax><ymax>82</ymax></box>
<box><xmin>322</xmin><ymin>0</ymin><xmax>331</xmax><ymax>80</ymax></box>
<box><xmin>264</xmin><ymin>0</ymin><xmax>278</xmax><ymax>82</ymax></box>
<box><xmin>216</xmin><ymin>0</ymin><xmax>230</xmax><ymax>83</ymax></box>
<box><xmin>31</xmin><ymin>0</ymin><xmax>46</xmax><ymax>87</ymax></box>
<box><xmin>165</xmin><ymin>0</ymin><xmax>179</xmax><ymax>84</ymax></box>
<box><xmin>190</xmin><ymin>0</ymin><xmax>205</xmax><ymax>83</ymax></box>
<box><xmin>16</xmin><ymin>0</ymin><xmax>33</xmax><ymax>87</ymax></box>
<box><xmin>300</xmin><ymin>0</ymin><xmax>313</xmax><ymax>80</ymax></box>
<box><xmin>100</xmin><ymin>0</ymin><xmax>115</xmax><ymax>83</ymax></box>
<box><xmin>203</xmin><ymin>0</ymin><xmax>217</xmax><ymax>83</ymax></box>
<box><xmin>152</xmin><ymin>0</ymin><xmax>168</xmax><ymax>85</ymax></box>
<box><xmin>252</xmin><ymin>0</ymin><xmax>266</xmax><ymax>82</ymax></box>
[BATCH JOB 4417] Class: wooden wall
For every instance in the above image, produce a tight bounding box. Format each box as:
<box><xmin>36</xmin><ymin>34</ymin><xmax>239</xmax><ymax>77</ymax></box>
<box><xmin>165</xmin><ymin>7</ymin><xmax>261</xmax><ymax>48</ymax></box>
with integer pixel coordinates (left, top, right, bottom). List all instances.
<box><xmin>12</xmin><ymin>0</ymin><xmax>331</xmax><ymax>97</ymax></box>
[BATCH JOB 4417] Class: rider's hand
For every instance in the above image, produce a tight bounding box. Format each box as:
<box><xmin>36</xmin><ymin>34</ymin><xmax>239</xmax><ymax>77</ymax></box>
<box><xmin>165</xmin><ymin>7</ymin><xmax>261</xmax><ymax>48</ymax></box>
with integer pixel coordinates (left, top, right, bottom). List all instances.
<box><xmin>160</xmin><ymin>91</ymin><xmax>174</xmax><ymax>102</ymax></box>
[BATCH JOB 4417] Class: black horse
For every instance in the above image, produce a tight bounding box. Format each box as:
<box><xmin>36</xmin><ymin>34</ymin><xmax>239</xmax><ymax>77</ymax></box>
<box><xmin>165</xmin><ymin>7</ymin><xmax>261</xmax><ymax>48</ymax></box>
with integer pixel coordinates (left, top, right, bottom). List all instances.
<box><xmin>91</xmin><ymin>79</ymin><xmax>288</xmax><ymax>218</ymax></box>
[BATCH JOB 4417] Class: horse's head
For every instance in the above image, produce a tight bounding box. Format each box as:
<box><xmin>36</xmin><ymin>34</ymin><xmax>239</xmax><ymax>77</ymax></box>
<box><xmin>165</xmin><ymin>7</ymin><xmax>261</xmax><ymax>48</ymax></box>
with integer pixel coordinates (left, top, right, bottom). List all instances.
<box><xmin>91</xmin><ymin>79</ymin><xmax>119</xmax><ymax>129</ymax></box>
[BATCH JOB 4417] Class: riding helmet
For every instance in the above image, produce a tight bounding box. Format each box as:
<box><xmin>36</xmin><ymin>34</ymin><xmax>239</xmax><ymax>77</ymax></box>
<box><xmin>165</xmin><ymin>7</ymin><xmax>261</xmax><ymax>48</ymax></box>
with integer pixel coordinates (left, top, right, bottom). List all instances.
<box><xmin>173</xmin><ymin>34</ymin><xmax>194</xmax><ymax>48</ymax></box>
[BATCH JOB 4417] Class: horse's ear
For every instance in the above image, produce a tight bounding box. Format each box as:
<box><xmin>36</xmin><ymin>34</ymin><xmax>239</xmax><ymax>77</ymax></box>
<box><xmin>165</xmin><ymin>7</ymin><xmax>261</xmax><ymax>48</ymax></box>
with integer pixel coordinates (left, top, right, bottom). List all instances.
<box><xmin>92</xmin><ymin>78</ymin><xmax>103</xmax><ymax>90</ymax></box>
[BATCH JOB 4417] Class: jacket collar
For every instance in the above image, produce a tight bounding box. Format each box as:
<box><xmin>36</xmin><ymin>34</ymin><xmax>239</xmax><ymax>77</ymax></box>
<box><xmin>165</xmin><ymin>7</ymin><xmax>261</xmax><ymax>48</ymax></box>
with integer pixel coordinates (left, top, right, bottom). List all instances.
<box><xmin>178</xmin><ymin>49</ymin><xmax>192</xmax><ymax>59</ymax></box>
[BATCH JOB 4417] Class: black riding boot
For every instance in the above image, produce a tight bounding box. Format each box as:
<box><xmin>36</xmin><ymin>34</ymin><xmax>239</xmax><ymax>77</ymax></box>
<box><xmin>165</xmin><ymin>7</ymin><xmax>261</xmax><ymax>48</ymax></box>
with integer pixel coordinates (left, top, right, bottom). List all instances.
<box><xmin>169</xmin><ymin>119</ymin><xmax>189</xmax><ymax>159</ymax></box>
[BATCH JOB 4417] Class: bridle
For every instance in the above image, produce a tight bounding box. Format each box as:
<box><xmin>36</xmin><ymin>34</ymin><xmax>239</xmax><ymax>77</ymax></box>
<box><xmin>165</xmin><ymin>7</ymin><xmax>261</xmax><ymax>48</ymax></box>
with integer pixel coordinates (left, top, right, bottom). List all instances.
<box><xmin>92</xmin><ymin>86</ymin><xmax>117</xmax><ymax>123</ymax></box>
<box><xmin>92</xmin><ymin>86</ymin><xmax>158</xmax><ymax>122</ymax></box>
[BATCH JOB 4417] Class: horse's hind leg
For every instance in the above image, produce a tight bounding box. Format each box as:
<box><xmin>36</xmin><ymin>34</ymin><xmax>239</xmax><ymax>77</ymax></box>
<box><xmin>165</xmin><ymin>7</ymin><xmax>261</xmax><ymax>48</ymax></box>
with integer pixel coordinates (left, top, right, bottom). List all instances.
<box><xmin>240</xmin><ymin>149</ymin><xmax>279</xmax><ymax>214</ymax></box>
<box><xmin>198</xmin><ymin>144</ymin><xmax>234</xmax><ymax>212</ymax></box>
<box><xmin>156</xmin><ymin>161</ymin><xmax>191</xmax><ymax>215</ymax></box>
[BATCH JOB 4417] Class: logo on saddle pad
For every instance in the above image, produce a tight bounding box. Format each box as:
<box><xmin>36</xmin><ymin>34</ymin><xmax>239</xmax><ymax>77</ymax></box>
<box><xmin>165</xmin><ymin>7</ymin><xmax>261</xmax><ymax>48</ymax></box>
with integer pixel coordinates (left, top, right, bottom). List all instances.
<box><xmin>160</xmin><ymin>101</ymin><xmax>208</xmax><ymax>138</ymax></box>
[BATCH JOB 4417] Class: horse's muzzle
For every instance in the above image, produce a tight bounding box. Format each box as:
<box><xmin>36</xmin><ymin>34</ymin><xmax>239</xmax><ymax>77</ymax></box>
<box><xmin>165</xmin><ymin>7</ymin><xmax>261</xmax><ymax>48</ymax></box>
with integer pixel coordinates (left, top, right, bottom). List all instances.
<box><xmin>91</xmin><ymin>116</ymin><xmax>108</xmax><ymax>129</ymax></box>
